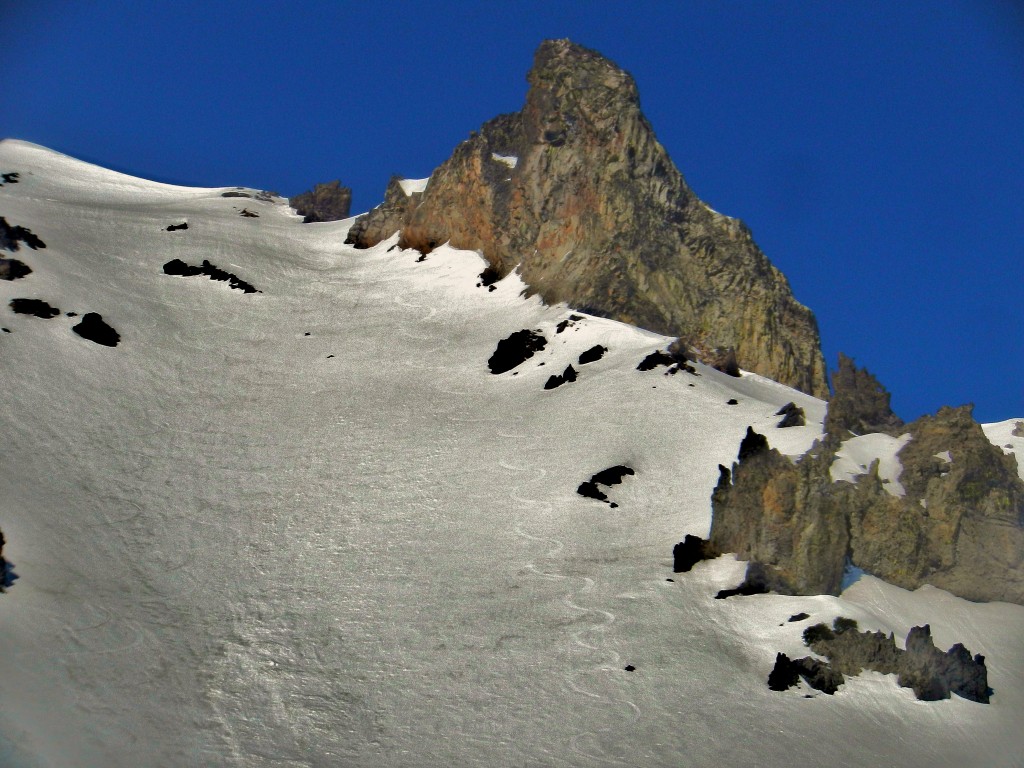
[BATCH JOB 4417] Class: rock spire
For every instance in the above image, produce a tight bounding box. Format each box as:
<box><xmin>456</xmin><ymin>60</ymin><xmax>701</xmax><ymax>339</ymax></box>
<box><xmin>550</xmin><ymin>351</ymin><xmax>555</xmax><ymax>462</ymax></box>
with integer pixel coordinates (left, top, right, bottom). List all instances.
<box><xmin>346</xmin><ymin>39</ymin><xmax>828</xmax><ymax>396</ymax></box>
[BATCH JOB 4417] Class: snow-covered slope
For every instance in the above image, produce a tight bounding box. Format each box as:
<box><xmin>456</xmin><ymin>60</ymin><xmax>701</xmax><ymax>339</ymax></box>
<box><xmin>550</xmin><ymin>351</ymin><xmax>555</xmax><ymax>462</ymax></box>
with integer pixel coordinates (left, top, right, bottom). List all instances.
<box><xmin>0</xmin><ymin>139</ymin><xmax>1021</xmax><ymax>767</ymax></box>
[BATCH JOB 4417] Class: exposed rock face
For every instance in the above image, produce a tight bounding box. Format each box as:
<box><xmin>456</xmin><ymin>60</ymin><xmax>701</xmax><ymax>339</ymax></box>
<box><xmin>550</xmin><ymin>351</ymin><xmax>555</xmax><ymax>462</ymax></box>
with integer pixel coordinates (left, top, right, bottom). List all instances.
<box><xmin>846</xmin><ymin>405</ymin><xmax>1024</xmax><ymax>602</ymax></box>
<box><xmin>708</xmin><ymin>405</ymin><xmax>1024</xmax><ymax>604</ymax></box>
<box><xmin>710</xmin><ymin>429</ymin><xmax>849</xmax><ymax>595</ymax></box>
<box><xmin>345</xmin><ymin>39</ymin><xmax>828</xmax><ymax>397</ymax></box>
<box><xmin>824</xmin><ymin>353</ymin><xmax>904</xmax><ymax>441</ymax></box>
<box><xmin>290</xmin><ymin>180</ymin><xmax>352</xmax><ymax>223</ymax></box>
<box><xmin>774</xmin><ymin>618</ymin><xmax>991</xmax><ymax>703</ymax></box>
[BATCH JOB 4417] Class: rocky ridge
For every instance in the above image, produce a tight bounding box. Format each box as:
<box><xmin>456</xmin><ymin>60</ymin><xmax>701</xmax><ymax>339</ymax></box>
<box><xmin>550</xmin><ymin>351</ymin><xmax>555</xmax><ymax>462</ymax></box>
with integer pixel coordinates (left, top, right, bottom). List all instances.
<box><xmin>345</xmin><ymin>39</ymin><xmax>828</xmax><ymax>396</ymax></box>
<box><xmin>770</xmin><ymin>617</ymin><xmax>991</xmax><ymax>703</ymax></box>
<box><xmin>706</xmin><ymin>358</ymin><xmax>1024</xmax><ymax>604</ymax></box>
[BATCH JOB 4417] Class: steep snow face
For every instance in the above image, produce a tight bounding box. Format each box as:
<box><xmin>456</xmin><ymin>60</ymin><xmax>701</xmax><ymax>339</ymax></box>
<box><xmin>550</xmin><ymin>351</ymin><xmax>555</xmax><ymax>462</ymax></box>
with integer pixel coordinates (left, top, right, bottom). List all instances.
<box><xmin>0</xmin><ymin>139</ymin><xmax>1022</xmax><ymax>767</ymax></box>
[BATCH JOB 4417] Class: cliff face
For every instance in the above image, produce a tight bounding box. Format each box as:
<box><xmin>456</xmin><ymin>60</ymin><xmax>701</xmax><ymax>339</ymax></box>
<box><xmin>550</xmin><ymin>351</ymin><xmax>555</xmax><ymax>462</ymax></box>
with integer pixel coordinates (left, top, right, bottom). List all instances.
<box><xmin>709</xmin><ymin>404</ymin><xmax>1024</xmax><ymax>604</ymax></box>
<box><xmin>346</xmin><ymin>39</ymin><xmax>828</xmax><ymax>397</ymax></box>
<box><xmin>710</xmin><ymin>429</ymin><xmax>849</xmax><ymax>595</ymax></box>
<box><xmin>847</xmin><ymin>405</ymin><xmax>1024</xmax><ymax>602</ymax></box>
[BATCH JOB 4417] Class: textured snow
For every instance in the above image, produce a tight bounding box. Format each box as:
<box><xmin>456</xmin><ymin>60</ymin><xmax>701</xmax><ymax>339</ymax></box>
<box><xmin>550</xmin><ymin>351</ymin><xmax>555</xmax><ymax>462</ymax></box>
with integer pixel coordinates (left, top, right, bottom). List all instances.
<box><xmin>398</xmin><ymin>177</ymin><xmax>429</xmax><ymax>195</ymax></box>
<box><xmin>831</xmin><ymin>433</ymin><xmax>912</xmax><ymax>496</ymax></box>
<box><xmin>491</xmin><ymin>153</ymin><xmax>518</xmax><ymax>169</ymax></box>
<box><xmin>0</xmin><ymin>139</ymin><xmax>1022</xmax><ymax>767</ymax></box>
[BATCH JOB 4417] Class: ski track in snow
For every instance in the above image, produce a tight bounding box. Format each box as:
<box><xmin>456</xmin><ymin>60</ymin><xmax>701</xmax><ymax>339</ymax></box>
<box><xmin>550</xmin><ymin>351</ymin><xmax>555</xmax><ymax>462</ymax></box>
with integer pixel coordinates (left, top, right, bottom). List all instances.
<box><xmin>503</xmin><ymin>458</ymin><xmax>642</xmax><ymax>765</ymax></box>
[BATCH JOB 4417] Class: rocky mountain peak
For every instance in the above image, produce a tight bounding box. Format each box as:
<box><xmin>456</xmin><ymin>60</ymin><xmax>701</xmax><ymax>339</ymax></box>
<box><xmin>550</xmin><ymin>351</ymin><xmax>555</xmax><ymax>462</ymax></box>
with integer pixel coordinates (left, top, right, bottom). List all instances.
<box><xmin>346</xmin><ymin>39</ymin><xmax>828</xmax><ymax>396</ymax></box>
<box><xmin>524</xmin><ymin>39</ymin><xmax>641</xmax><ymax>138</ymax></box>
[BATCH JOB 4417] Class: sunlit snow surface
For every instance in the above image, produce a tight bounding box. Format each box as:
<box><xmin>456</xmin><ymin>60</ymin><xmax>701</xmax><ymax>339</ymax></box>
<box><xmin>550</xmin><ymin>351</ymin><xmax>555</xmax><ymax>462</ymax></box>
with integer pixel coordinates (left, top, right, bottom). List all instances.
<box><xmin>1</xmin><ymin>140</ymin><xmax>1022</xmax><ymax>767</ymax></box>
<box><xmin>831</xmin><ymin>433</ymin><xmax>913</xmax><ymax>496</ymax></box>
<box><xmin>397</xmin><ymin>177</ymin><xmax>428</xmax><ymax>196</ymax></box>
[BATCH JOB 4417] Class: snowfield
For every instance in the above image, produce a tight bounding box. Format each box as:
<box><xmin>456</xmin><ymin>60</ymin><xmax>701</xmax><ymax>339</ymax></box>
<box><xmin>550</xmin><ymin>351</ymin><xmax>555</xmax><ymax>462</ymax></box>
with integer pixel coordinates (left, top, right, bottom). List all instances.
<box><xmin>0</xmin><ymin>139</ymin><xmax>1022</xmax><ymax>767</ymax></box>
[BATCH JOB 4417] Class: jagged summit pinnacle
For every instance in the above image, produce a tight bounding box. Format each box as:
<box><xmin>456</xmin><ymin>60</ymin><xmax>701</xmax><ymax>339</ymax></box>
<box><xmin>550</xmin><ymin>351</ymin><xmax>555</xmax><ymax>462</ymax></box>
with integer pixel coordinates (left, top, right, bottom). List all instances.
<box><xmin>347</xmin><ymin>39</ymin><xmax>829</xmax><ymax>396</ymax></box>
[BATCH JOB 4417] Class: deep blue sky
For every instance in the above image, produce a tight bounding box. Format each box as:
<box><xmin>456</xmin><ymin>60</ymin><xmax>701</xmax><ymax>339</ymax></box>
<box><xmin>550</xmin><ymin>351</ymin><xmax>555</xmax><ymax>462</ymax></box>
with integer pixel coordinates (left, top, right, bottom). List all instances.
<box><xmin>3</xmin><ymin>1</ymin><xmax>1022</xmax><ymax>421</ymax></box>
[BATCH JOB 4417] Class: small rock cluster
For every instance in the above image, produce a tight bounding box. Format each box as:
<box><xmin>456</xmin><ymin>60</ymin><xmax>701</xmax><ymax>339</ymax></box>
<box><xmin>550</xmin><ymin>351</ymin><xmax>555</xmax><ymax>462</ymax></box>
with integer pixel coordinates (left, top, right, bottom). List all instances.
<box><xmin>163</xmin><ymin>259</ymin><xmax>260</xmax><ymax>293</ymax></box>
<box><xmin>769</xmin><ymin>617</ymin><xmax>990</xmax><ymax>703</ymax></box>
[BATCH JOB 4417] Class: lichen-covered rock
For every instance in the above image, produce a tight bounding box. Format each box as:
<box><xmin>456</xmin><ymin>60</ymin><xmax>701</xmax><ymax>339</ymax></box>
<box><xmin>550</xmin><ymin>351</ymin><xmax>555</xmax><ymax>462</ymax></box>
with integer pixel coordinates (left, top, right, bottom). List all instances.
<box><xmin>345</xmin><ymin>39</ymin><xmax>827</xmax><ymax>397</ymax></box>
<box><xmin>289</xmin><ymin>180</ymin><xmax>352</xmax><ymax>223</ymax></box>
<box><xmin>709</xmin><ymin>429</ymin><xmax>849</xmax><ymax>595</ymax></box>
<box><xmin>72</xmin><ymin>312</ymin><xmax>120</xmax><ymax>347</ymax></box>
<box><xmin>846</xmin><ymin>405</ymin><xmax>1024</xmax><ymax>603</ymax></box>
<box><xmin>824</xmin><ymin>353</ymin><xmax>904</xmax><ymax>441</ymax></box>
<box><xmin>707</xmin><ymin>406</ymin><xmax>1024</xmax><ymax>604</ymax></box>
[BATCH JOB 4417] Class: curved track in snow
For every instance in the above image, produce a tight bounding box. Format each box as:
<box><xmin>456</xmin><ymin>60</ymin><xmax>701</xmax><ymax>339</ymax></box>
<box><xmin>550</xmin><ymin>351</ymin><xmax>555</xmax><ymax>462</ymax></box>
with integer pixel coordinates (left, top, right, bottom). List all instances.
<box><xmin>501</xmin><ymin>459</ymin><xmax>642</xmax><ymax>766</ymax></box>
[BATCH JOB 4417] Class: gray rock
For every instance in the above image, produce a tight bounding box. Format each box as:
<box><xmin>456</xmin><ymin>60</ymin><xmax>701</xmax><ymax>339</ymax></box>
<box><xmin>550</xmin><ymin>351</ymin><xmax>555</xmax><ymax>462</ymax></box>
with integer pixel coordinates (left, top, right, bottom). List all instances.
<box><xmin>344</xmin><ymin>39</ymin><xmax>828</xmax><ymax>397</ymax></box>
<box><xmin>1013</xmin><ymin>421</ymin><xmax>1024</xmax><ymax>438</ymax></box>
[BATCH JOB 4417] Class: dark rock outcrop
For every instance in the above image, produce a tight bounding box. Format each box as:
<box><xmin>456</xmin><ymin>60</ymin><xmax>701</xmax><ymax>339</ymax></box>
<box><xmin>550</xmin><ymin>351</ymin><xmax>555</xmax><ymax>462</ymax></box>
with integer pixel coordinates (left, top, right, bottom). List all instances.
<box><xmin>768</xmin><ymin>652</ymin><xmax>844</xmax><ymax>695</ymax></box>
<box><xmin>0</xmin><ymin>216</ymin><xmax>46</xmax><ymax>251</ymax></box>
<box><xmin>577</xmin><ymin>465</ymin><xmax>635</xmax><ymax>507</ymax></box>
<box><xmin>775</xmin><ymin>402</ymin><xmax>806</xmax><ymax>428</ymax></box>
<box><xmin>1013</xmin><ymin>421</ymin><xmax>1024</xmax><ymax>438</ymax></box>
<box><xmin>543</xmin><ymin>364</ymin><xmax>577</xmax><ymax>390</ymax></box>
<box><xmin>344</xmin><ymin>39</ymin><xmax>827</xmax><ymax>396</ymax></box>
<box><xmin>487</xmin><ymin>329</ymin><xmax>547</xmax><ymax>374</ymax></box>
<box><xmin>0</xmin><ymin>527</ymin><xmax>7</xmax><ymax>592</ymax></box>
<box><xmin>72</xmin><ymin>312</ymin><xmax>120</xmax><ymax>347</ymax></box>
<box><xmin>0</xmin><ymin>258</ymin><xmax>31</xmax><ymax>280</ymax></box>
<box><xmin>709</xmin><ymin>430</ymin><xmax>851</xmax><ymax>595</ymax></box>
<box><xmin>578</xmin><ymin>345</ymin><xmax>606</xmax><ymax>365</ymax></box>
<box><xmin>845</xmin><ymin>405</ymin><xmax>1024</xmax><ymax>602</ymax></box>
<box><xmin>163</xmin><ymin>259</ymin><xmax>260</xmax><ymax>294</ymax></box>
<box><xmin>166</xmin><ymin>222</ymin><xmax>188</xmax><ymax>231</ymax></box>
<box><xmin>636</xmin><ymin>344</ymin><xmax>695</xmax><ymax>375</ymax></box>
<box><xmin>824</xmin><ymin>353</ymin><xmax>904</xmax><ymax>441</ymax></box>
<box><xmin>775</xmin><ymin>617</ymin><xmax>991</xmax><ymax>703</ymax></box>
<box><xmin>290</xmin><ymin>180</ymin><xmax>353</xmax><ymax>223</ymax></box>
<box><xmin>672</xmin><ymin>534</ymin><xmax>721</xmax><ymax>573</ymax></box>
<box><xmin>10</xmin><ymin>298</ymin><xmax>59</xmax><ymax>318</ymax></box>
<box><xmin>1</xmin><ymin>172</ymin><xmax>20</xmax><ymax>185</ymax></box>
